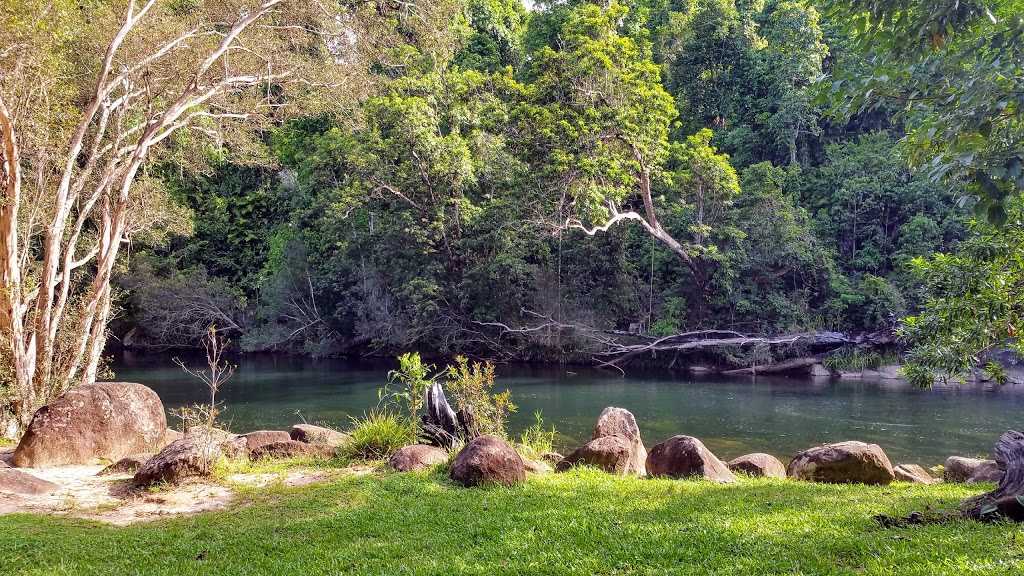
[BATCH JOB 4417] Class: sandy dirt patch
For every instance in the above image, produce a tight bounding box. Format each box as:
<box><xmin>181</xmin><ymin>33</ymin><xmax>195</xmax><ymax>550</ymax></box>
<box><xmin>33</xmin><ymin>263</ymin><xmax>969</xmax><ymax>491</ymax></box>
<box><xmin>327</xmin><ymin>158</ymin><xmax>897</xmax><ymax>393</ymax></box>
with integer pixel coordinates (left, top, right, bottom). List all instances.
<box><xmin>0</xmin><ymin>447</ymin><xmax>356</xmax><ymax>526</ymax></box>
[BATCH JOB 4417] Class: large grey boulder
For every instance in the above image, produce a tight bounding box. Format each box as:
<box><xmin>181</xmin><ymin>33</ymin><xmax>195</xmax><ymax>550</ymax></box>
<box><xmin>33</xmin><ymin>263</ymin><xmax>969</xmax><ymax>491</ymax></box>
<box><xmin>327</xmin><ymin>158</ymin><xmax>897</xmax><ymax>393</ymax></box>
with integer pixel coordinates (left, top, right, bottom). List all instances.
<box><xmin>788</xmin><ymin>441</ymin><xmax>894</xmax><ymax>485</ymax></box>
<box><xmin>390</xmin><ymin>445</ymin><xmax>448</xmax><ymax>472</ymax></box>
<box><xmin>593</xmin><ymin>407</ymin><xmax>647</xmax><ymax>476</ymax></box>
<box><xmin>556</xmin><ymin>436</ymin><xmax>635</xmax><ymax>475</ymax></box>
<box><xmin>646</xmin><ymin>436</ymin><xmax>737</xmax><ymax>483</ymax></box>
<box><xmin>727</xmin><ymin>453</ymin><xmax>787</xmax><ymax>478</ymax></box>
<box><xmin>0</xmin><ymin>469</ymin><xmax>61</xmax><ymax>495</ymax></box>
<box><xmin>13</xmin><ymin>382</ymin><xmax>168</xmax><ymax>468</ymax></box>
<box><xmin>450</xmin><ymin>435</ymin><xmax>525</xmax><ymax>487</ymax></box>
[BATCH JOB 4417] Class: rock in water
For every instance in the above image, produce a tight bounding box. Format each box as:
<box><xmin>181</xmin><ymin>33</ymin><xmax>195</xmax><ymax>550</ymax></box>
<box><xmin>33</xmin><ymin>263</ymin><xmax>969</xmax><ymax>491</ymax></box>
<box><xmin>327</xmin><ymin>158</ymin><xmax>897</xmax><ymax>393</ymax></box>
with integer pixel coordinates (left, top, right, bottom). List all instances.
<box><xmin>556</xmin><ymin>436</ymin><xmax>635</xmax><ymax>475</ymax></box>
<box><xmin>593</xmin><ymin>407</ymin><xmax>647</xmax><ymax>476</ymax></box>
<box><xmin>450</xmin><ymin>435</ymin><xmax>525</xmax><ymax>487</ymax></box>
<box><xmin>0</xmin><ymin>469</ymin><xmax>61</xmax><ymax>495</ymax></box>
<box><xmin>788</xmin><ymin>441</ymin><xmax>894</xmax><ymax>485</ymax></box>
<box><xmin>646</xmin><ymin>436</ymin><xmax>737</xmax><ymax>483</ymax></box>
<box><xmin>727</xmin><ymin>453</ymin><xmax>787</xmax><ymax>478</ymax></box>
<box><xmin>13</xmin><ymin>382</ymin><xmax>168</xmax><ymax>468</ymax></box>
<box><xmin>893</xmin><ymin>464</ymin><xmax>934</xmax><ymax>484</ymax></box>
<box><xmin>390</xmin><ymin>445</ymin><xmax>448</xmax><ymax>472</ymax></box>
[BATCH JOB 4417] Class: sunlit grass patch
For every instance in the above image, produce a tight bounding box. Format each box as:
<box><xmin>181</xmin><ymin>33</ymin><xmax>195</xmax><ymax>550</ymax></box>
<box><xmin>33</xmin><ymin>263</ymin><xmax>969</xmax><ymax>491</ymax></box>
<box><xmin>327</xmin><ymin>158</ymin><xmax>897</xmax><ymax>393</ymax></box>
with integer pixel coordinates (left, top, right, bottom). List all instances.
<box><xmin>0</xmin><ymin>468</ymin><xmax>1017</xmax><ymax>575</ymax></box>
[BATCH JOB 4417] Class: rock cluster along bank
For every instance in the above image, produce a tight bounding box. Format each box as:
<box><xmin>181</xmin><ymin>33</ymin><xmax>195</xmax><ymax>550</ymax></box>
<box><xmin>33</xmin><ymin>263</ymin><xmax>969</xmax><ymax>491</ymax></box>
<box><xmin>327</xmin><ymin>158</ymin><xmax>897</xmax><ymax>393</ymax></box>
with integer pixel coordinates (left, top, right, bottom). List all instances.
<box><xmin>417</xmin><ymin>406</ymin><xmax>1007</xmax><ymax>489</ymax></box>
<box><xmin>0</xmin><ymin>384</ymin><xmax>1009</xmax><ymax>498</ymax></box>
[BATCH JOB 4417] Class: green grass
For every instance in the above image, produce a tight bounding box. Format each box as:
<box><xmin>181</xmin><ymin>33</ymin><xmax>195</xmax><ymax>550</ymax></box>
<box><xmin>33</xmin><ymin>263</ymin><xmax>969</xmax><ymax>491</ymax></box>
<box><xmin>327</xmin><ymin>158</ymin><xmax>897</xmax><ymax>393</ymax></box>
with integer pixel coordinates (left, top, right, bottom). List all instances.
<box><xmin>823</xmin><ymin>347</ymin><xmax>900</xmax><ymax>372</ymax></box>
<box><xmin>0</xmin><ymin>468</ymin><xmax>1020</xmax><ymax>575</ymax></box>
<box><xmin>345</xmin><ymin>408</ymin><xmax>417</xmax><ymax>461</ymax></box>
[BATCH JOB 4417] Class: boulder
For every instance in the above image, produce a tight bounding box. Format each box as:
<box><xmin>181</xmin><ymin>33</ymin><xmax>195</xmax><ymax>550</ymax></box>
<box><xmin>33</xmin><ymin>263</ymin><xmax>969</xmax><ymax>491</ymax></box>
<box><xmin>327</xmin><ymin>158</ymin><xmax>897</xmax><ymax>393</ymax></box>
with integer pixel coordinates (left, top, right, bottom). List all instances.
<box><xmin>290</xmin><ymin>424</ymin><xmax>350</xmax><ymax>447</ymax></box>
<box><xmin>160</xmin><ymin>428</ymin><xmax>183</xmax><ymax>447</ymax></box>
<box><xmin>186</xmin><ymin>426</ymin><xmax>232</xmax><ymax>443</ymax></box>
<box><xmin>0</xmin><ymin>469</ymin><xmax>60</xmax><ymax>495</ymax></box>
<box><xmin>99</xmin><ymin>453</ymin><xmax>154</xmax><ymax>476</ymax></box>
<box><xmin>389</xmin><ymin>445</ymin><xmax>448</xmax><ymax>472</ymax></box>
<box><xmin>944</xmin><ymin>456</ymin><xmax>984</xmax><ymax>482</ymax></box>
<box><xmin>727</xmin><ymin>453</ymin><xmax>787</xmax><ymax>478</ymax></box>
<box><xmin>237</xmin><ymin>431</ymin><xmax>292</xmax><ymax>454</ymax></box>
<box><xmin>12</xmin><ymin>382</ymin><xmax>168</xmax><ymax>468</ymax></box>
<box><xmin>810</xmin><ymin>364</ymin><xmax>832</xmax><ymax>377</ymax></box>
<box><xmin>0</xmin><ymin>460</ymin><xmax>8</xmax><ymax>469</ymax></box>
<box><xmin>788</xmin><ymin>441</ymin><xmax>894</xmax><ymax>485</ymax></box>
<box><xmin>250</xmin><ymin>440</ymin><xmax>335</xmax><ymax>460</ymax></box>
<box><xmin>541</xmin><ymin>452</ymin><xmax>564</xmax><ymax>466</ymax></box>
<box><xmin>893</xmin><ymin>464</ymin><xmax>933</xmax><ymax>484</ymax></box>
<box><xmin>966</xmin><ymin>460</ymin><xmax>1005</xmax><ymax>484</ymax></box>
<box><xmin>521</xmin><ymin>456</ymin><xmax>552</xmax><ymax>474</ymax></box>
<box><xmin>133</xmin><ymin>437</ymin><xmax>221</xmax><ymax>486</ymax></box>
<box><xmin>450</xmin><ymin>435</ymin><xmax>525</xmax><ymax>487</ymax></box>
<box><xmin>556</xmin><ymin>436</ymin><xmax>635</xmax><ymax>476</ymax></box>
<box><xmin>646</xmin><ymin>436</ymin><xmax>737</xmax><ymax>483</ymax></box>
<box><xmin>592</xmin><ymin>407</ymin><xmax>647</xmax><ymax>476</ymax></box>
<box><xmin>218</xmin><ymin>436</ymin><xmax>249</xmax><ymax>460</ymax></box>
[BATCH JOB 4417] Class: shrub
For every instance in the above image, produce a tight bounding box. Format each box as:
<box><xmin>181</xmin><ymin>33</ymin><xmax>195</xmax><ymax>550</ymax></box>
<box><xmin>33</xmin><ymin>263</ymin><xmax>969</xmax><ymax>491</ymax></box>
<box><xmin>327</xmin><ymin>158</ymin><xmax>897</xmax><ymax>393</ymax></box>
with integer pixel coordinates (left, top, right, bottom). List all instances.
<box><xmin>346</xmin><ymin>408</ymin><xmax>418</xmax><ymax>461</ymax></box>
<box><xmin>383</xmin><ymin>352</ymin><xmax>436</xmax><ymax>422</ymax></box>
<box><xmin>444</xmin><ymin>356</ymin><xmax>515</xmax><ymax>438</ymax></box>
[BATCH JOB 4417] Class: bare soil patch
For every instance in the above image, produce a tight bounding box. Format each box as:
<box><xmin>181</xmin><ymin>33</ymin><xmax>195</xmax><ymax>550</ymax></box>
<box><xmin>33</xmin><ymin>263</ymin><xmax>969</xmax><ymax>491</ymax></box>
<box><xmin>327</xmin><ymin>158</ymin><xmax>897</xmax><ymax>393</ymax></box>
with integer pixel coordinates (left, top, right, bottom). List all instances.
<box><xmin>0</xmin><ymin>447</ymin><xmax>356</xmax><ymax>526</ymax></box>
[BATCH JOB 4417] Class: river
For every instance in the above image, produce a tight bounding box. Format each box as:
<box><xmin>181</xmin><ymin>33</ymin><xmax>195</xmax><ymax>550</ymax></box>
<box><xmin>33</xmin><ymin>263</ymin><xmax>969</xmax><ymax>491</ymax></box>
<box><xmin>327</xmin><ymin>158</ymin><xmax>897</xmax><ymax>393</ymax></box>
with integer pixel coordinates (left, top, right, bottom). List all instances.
<box><xmin>109</xmin><ymin>351</ymin><xmax>1024</xmax><ymax>466</ymax></box>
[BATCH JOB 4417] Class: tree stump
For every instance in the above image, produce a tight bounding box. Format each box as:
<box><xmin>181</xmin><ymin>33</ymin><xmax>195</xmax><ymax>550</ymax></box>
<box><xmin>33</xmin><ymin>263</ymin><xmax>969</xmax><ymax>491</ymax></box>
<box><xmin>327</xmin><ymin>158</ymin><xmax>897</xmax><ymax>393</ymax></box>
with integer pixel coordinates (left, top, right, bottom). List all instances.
<box><xmin>962</xmin><ymin>430</ymin><xmax>1024</xmax><ymax>522</ymax></box>
<box><xmin>421</xmin><ymin>383</ymin><xmax>460</xmax><ymax>449</ymax></box>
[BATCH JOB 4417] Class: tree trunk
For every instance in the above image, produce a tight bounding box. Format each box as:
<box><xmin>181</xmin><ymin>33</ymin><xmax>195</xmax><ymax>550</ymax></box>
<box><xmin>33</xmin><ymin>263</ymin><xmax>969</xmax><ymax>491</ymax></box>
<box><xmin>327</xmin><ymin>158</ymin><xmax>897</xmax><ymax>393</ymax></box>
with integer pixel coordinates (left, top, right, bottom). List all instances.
<box><xmin>723</xmin><ymin>355</ymin><xmax>824</xmax><ymax>375</ymax></box>
<box><xmin>962</xmin><ymin>430</ymin><xmax>1024</xmax><ymax>522</ymax></box>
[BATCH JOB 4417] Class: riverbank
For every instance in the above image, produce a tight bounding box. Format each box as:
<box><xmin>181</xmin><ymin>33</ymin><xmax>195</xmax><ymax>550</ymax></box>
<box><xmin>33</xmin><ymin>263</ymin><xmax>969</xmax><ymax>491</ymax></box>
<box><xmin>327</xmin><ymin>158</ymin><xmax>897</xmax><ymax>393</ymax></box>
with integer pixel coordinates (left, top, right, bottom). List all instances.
<box><xmin>0</xmin><ymin>458</ymin><xmax>1014</xmax><ymax>575</ymax></box>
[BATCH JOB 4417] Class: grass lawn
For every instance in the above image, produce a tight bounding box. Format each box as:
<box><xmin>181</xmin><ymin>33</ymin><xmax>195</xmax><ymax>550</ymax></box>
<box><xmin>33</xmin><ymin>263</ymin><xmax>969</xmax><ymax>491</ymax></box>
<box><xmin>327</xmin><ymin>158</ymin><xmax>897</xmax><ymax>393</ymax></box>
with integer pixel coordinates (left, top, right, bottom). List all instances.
<box><xmin>0</xmin><ymin>466</ymin><xmax>1020</xmax><ymax>575</ymax></box>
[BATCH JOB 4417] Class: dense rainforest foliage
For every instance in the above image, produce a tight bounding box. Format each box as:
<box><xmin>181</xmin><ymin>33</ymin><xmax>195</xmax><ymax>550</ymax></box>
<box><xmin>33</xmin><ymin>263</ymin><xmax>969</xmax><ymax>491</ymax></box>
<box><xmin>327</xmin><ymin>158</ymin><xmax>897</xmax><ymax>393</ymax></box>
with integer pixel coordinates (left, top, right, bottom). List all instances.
<box><xmin>113</xmin><ymin>0</ymin><xmax>977</xmax><ymax>368</ymax></box>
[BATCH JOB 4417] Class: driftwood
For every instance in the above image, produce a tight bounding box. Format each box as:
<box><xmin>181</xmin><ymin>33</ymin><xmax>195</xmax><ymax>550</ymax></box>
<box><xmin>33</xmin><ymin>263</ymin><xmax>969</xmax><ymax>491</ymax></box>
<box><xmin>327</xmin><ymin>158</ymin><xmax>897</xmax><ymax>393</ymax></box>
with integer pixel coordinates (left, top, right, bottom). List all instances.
<box><xmin>722</xmin><ymin>355</ymin><xmax>824</xmax><ymax>375</ymax></box>
<box><xmin>962</xmin><ymin>430</ymin><xmax>1024</xmax><ymax>522</ymax></box>
<box><xmin>422</xmin><ymin>383</ymin><xmax>460</xmax><ymax>449</ymax></box>
<box><xmin>595</xmin><ymin>331</ymin><xmax>854</xmax><ymax>370</ymax></box>
<box><xmin>421</xmin><ymin>383</ymin><xmax>483</xmax><ymax>449</ymax></box>
<box><xmin>472</xmin><ymin>308</ymin><xmax>893</xmax><ymax>372</ymax></box>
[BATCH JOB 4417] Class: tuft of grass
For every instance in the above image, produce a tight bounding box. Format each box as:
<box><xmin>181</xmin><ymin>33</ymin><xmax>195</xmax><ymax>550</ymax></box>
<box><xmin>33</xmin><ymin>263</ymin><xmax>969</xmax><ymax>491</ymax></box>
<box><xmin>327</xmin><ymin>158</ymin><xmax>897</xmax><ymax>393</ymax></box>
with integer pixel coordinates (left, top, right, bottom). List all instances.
<box><xmin>0</xmin><ymin>437</ymin><xmax>16</xmax><ymax>448</ymax></box>
<box><xmin>823</xmin><ymin>347</ymin><xmax>900</xmax><ymax>372</ymax></box>
<box><xmin>517</xmin><ymin>410</ymin><xmax>556</xmax><ymax>459</ymax></box>
<box><xmin>0</xmin><ymin>470</ymin><xmax>1015</xmax><ymax>575</ymax></box>
<box><xmin>344</xmin><ymin>408</ymin><xmax>418</xmax><ymax>461</ymax></box>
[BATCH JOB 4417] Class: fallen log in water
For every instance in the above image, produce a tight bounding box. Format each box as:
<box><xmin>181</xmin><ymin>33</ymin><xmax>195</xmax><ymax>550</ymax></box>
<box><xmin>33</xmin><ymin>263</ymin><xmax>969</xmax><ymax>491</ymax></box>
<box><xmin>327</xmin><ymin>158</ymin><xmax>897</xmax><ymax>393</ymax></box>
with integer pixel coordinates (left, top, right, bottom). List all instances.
<box><xmin>594</xmin><ymin>331</ymin><xmax>856</xmax><ymax>371</ymax></box>
<box><xmin>722</xmin><ymin>355</ymin><xmax>824</xmax><ymax>375</ymax></box>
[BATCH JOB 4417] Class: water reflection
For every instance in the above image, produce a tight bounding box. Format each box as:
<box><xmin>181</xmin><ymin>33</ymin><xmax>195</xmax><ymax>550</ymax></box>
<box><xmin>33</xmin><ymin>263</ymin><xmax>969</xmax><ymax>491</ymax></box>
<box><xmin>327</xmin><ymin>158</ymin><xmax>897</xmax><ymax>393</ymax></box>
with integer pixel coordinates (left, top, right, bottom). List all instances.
<box><xmin>109</xmin><ymin>351</ymin><xmax>1024</xmax><ymax>466</ymax></box>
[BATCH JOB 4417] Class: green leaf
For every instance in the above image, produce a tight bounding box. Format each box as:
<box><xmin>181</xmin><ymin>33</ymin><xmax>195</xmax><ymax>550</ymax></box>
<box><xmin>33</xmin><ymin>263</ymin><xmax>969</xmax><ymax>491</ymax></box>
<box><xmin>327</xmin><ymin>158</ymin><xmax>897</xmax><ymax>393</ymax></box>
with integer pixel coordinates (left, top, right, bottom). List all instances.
<box><xmin>1016</xmin><ymin>494</ymin><xmax>1024</xmax><ymax>507</ymax></box>
<box><xmin>979</xmin><ymin>503</ymin><xmax>998</xmax><ymax>515</ymax></box>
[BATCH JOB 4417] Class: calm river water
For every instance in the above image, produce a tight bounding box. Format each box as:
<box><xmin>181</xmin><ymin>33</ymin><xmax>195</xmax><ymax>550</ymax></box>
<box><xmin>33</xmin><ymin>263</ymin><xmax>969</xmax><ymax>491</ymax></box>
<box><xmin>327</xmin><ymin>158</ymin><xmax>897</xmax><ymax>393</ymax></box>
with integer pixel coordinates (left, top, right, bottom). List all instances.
<box><xmin>109</xmin><ymin>351</ymin><xmax>1024</xmax><ymax>466</ymax></box>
